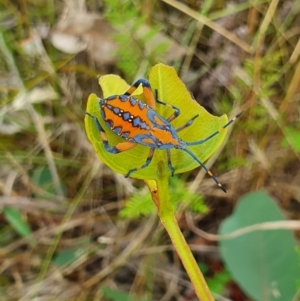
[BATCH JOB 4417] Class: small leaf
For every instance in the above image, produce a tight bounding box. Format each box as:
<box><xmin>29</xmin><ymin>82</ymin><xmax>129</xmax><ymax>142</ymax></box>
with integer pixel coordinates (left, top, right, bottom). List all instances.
<box><xmin>169</xmin><ymin>177</ymin><xmax>208</xmax><ymax>213</ymax></box>
<box><xmin>3</xmin><ymin>207</ymin><xmax>36</xmax><ymax>246</ymax></box>
<box><xmin>85</xmin><ymin>63</ymin><xmax>228</xmax><ymax>180</ymax></box>
<box><xmin>53</xmin><ymin>248</ymin><xmax>84</xmax><ymax>267</ymax></box>
<box><xmin>219</xmin><ymin>191</ymin><xmax>300</xmax><ymax>301</ymax></box>
<box><xmin>119</xmin><ymin>190</ymin><xmax>155</xmax><ymax>219</ymax></box>
<box><xmin>207</xmin><ymin>269</ymin><xmax>231</xmax><ymax>295</ymax></box>
<box><xmin>31</xmin><ymin>166</ymin><xmax>65</xmax><ymax>197</ymax></box>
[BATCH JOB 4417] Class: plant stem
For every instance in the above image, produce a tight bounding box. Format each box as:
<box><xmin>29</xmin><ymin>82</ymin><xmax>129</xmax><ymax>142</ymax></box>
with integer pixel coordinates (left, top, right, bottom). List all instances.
<box><xmin>145</xmin><ymin>177</ymin><xmax>215</xmax><ymax>301</ymax></box>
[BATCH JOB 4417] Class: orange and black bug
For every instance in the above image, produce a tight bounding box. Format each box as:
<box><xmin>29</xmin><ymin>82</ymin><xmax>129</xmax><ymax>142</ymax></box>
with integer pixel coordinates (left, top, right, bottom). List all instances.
<box><xmin>86</xmin><ymin>78</ymin><xmax>243</xmax><ymax>192</ymax></box>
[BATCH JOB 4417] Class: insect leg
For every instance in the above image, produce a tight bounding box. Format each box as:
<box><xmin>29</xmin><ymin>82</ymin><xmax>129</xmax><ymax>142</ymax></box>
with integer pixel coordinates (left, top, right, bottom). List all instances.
<box><xmin>186</xmin><ymin>111</ymin><xmax>244</xmax><ymax>147</ymax></box>
<box><xmin>124</xmin><ymin>78</ymin><xmax>156</xmax><ymax>108</ymax></box>
<box><xmin>155</xmin><ymin>90</ymin><xmax>181</xmax><ymax>122</ymax></box>
<box><xmin>176</xmin><ymin>114</ymin><xmax>199</xmax><ymax>132</ymax></box>
<box><xmin>125</xmin><ymin>148</ymin><xmax>155</xmax><ymax>178</ymax></box>
<box><xmin>86</xmin><ymin>112</ymin><xmax>136</xmax><ymax>153</ymax></box>
<box><xmin>166</xmin><ymin>149</ymin><xmax>175</xmax><ymax>176</ymax></box>
<box><xmin>182</xmin><ymin>148</ymin><xmax>226</xmax><ymax>192</ymax></box>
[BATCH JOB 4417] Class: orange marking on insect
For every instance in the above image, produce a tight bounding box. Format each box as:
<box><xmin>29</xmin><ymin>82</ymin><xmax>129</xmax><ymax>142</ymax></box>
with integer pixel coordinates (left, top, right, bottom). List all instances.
<box><xmin>116</xmin><ymin>141</ymin><xmax>136</xmax><ymax>152</ymax></box>
<box><xmin>142</xmin><ymin>137</ymin><xmax>155</xmax><ymax>145</ymax></box>
<box><xmin>152</xmin><ymin>128</ymin><xmax>181</xmax><ymax>146</ymax></box>
<box><xmin>100</xmin><ymin>131</ymin><xmax>107</xmax><ymax>141</ymax></box>
<box><xmin>143</xmin><ymin>87</ymin><xmax>156</xmax><ymax>108</ymax></box>
<box><xmin>154</xmin><ymin>115</ymin><xmax>167</xmax><ymax>126</ymax></box>
<box><xmin>126</xmin><ymin>87</ymin><xmax>136</xmax><ymax>95</ymax></box>
<box><xmin>102</xmin><ymin>96</ymin><xmax>153</xmax><ymax>139</ymax></box>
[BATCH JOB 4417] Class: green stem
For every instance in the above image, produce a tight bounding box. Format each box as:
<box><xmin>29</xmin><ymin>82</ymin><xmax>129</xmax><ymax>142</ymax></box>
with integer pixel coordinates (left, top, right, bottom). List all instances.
<box><xmin>146</xmin><ymin>176</ymin><xmax>214</xmax><ymax>301</ymax></box>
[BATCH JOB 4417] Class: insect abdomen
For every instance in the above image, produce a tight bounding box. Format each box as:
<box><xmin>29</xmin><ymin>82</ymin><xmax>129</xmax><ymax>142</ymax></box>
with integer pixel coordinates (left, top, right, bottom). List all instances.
<box><xmin>100</xmin><ymin>95</ymin><xmax>183</xmax><ymax>149</ymax></box>
<box><xmin>101</xmin><ymin>96</ymin><xmax>152</xmax><ymax>140</ymax></box>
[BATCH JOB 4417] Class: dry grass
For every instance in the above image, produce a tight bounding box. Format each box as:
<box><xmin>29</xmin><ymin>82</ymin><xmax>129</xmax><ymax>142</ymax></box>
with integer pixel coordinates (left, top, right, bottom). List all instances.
<box><xmin>0</xmin><ymin>0</ymin><xmax>299</xmax><ymax>300</ymax></box>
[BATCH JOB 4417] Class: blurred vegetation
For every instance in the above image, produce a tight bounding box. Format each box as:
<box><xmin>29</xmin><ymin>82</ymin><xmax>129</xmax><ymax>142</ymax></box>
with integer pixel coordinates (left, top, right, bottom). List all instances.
<box><xmin>0</xmin><ymin>0</ymin><xmax>299</xmax><ymax>300</ymax></box>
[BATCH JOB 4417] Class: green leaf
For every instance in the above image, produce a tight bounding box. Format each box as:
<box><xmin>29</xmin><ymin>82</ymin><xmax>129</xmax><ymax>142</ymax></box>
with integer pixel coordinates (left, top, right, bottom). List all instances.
<box><xmin>3</xmin><ymin>207</ymin><xmax>36</xmax><ymax>246</ymax></box>
<box><xmin>169</xmin><ymin>177</ymin><xmax>208</xmax><ymax>213</ymax></box>
<box><xmin>219</xmin><ymin>191</ymin><xmax>300</xmax><ymax>301</ymax></box>
<box><xmin>119</xmin><ymin>177</ymin><xmax>208</xmax><ymax>219</ymax></box>
<box><xmin>85</xmin><ymin>63</ymin><xmax>228</xmax><ymax>180</ymax></box>
<box><xmin>119</xmin><ymin>189</ymin><xmax>155</xmax><ymax>219</ymax></box>
<box><xmin>207</xmin><ymin>269</ymin><xmax>231</xmax><ymax>295</ymax></box>
<box><xmin>31</xmin><ymin>166</ymin><xmax>65</xmax><ymax>197</ymax></box>
<box><xmin>53</xmin><ymin>248</ymin><xmax>84</xmax><ymax>267</ymax></box>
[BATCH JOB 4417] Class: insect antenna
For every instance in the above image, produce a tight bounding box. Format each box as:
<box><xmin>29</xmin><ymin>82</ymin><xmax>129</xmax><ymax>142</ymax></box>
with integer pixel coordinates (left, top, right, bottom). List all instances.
<box><xmin>186</xmin><ymin>111</ymin><xmax>244</xmax><ymax>147</ymax></box>
<box><xmin>182</xmin><ymin>148</ymin><xmax>226</xmax><ymax>192</ymax></box>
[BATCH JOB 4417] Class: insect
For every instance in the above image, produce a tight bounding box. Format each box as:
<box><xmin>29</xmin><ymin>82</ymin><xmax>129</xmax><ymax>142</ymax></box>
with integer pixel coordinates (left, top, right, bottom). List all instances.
<box><xmin>86</xmin><ymin>78</ymin><xmax>243</xmax><ymax>192</ymax></box>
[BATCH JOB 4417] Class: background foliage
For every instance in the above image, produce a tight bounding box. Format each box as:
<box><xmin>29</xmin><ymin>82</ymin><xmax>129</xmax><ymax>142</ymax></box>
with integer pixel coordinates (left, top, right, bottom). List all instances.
<box><xmin>0</xmin><ymin>0</ymin><xmax>299</xmax><ymax>300</ymax></box>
